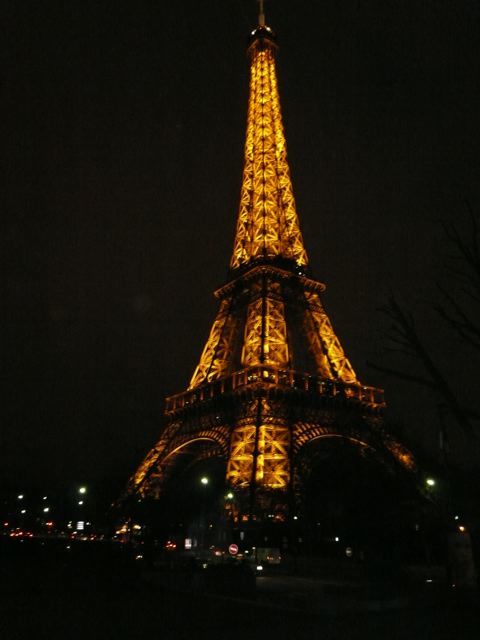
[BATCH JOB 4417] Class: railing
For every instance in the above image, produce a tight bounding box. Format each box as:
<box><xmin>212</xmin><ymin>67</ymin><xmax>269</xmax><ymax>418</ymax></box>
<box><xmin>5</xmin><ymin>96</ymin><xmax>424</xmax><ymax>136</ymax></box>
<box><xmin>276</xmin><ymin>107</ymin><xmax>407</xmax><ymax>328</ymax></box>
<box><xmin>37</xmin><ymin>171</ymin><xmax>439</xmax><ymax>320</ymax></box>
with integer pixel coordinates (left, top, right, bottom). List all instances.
<box><xmin>165</xmin><ymin>366</ymin><xmax>384</xmax><ymax>413</ymax></box>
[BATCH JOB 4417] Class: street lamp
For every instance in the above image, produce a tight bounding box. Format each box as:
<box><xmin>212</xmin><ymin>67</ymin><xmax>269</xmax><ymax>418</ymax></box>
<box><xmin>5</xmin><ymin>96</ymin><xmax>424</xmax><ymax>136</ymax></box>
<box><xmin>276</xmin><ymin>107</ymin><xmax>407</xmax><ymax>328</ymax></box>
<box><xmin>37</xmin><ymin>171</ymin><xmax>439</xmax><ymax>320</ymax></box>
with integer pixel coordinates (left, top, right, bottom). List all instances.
<box><xmin>78</xmin><ymin>486</ymin><xmax>87</xmax><ymax>495</ymax></box>
<box><xmin>226</xmin><ymin>492</ymin><xmax>234</xmax><ymax>500</ymax></box>
<box><xmin>199</xmin><ymin>477</ymin><xmax>209</xmax><ymax>550</ymax></box>
<box><xmin>426</xmin><ymin>478</ymin><xmax>436</xmax><ymax>487</ymax></box>
<box><xmin>17</xmin><ymin>494</ymin><xmax>24</xmax><ymax>500</ymax></box>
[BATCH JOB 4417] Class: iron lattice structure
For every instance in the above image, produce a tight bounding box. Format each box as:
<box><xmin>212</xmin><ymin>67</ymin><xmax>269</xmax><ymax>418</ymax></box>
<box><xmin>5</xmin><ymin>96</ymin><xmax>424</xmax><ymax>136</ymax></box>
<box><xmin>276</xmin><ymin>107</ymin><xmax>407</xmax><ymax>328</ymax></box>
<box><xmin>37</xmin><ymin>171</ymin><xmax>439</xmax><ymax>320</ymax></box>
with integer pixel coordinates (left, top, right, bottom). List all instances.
<box><xmin>125</xmin><ymin>23</ymin><xmax>413</xmax><ymax>513</ymax></box>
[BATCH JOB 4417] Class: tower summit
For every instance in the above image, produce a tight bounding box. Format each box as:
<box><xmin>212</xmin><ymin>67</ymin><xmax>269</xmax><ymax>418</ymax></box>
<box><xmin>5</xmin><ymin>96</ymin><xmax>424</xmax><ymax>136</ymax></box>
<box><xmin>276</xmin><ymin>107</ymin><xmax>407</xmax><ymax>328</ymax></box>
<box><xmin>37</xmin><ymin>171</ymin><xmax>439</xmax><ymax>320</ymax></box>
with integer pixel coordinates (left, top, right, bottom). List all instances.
<box><xmin>258</xmin><ymin>0</ymin><xmax>266</xmax><ymax>28</ymax></box>
<box><xmin>124</xmin><ymin>11</ymin><xmax>412</xmax><ymax>516</ymax></box>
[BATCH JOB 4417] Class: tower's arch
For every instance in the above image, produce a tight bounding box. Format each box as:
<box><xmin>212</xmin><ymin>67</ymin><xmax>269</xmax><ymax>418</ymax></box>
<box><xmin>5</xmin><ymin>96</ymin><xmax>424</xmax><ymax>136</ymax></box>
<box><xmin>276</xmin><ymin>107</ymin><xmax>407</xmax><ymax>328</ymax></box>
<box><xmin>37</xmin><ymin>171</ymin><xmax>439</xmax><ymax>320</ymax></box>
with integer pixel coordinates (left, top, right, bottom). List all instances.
<box><xmin>291</xmin><ymin>432</ymin><xmax>420</xmax><ymax>562</ymax></box>
<box><xmin>131</xmin><ymin>428</ymin><xmax>230</xmax><ymax>498</ymax></box>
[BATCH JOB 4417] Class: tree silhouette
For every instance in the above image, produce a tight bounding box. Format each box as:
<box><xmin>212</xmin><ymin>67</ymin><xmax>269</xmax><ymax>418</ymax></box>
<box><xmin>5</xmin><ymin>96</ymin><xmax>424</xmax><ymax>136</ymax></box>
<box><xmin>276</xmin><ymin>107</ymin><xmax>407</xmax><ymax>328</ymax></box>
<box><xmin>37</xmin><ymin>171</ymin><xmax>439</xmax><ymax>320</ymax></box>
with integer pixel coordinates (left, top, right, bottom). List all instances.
<box><xmin>370</xmin><ymin>204</ymin><xmax>480</xmax><ymax>440</ymax></box>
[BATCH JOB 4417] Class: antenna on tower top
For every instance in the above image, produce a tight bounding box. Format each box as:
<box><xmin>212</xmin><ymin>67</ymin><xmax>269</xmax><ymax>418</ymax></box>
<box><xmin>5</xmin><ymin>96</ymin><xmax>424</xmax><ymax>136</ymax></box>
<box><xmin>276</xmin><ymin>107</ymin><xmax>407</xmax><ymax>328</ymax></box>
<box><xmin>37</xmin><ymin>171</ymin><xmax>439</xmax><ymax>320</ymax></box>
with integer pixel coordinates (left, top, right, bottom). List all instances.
<box><xmin>258</xmin><ymin>0</ymin><xmax>266</xmax><ymax>27</ymax></box>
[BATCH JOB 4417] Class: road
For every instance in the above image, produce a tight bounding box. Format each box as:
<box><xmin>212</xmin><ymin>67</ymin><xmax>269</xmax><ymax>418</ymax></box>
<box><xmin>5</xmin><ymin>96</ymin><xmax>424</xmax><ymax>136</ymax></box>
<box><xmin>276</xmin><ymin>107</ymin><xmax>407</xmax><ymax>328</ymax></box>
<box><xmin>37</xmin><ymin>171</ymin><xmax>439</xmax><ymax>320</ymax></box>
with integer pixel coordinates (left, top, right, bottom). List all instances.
<box><xmin>1</xmin><ymin>539</ymin><xmax>479</xmax><ymax>639</ymax></box>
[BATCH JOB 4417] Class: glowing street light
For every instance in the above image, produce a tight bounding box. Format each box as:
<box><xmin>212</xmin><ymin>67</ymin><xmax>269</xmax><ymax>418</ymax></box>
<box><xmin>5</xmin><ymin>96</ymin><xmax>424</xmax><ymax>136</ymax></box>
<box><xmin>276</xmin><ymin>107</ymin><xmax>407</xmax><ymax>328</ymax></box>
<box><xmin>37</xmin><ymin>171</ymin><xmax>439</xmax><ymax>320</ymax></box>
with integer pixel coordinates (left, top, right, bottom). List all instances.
<box><xmin>78</xmin><ymin>501</ymin><xmax>84</xmax><ymax>506</ymax></box>
<box><xmin>43</xmin><ymin>507</ymin><xmax>50</xmax><ymax>513</ymax></box>
<box><xmin>20</xmin><ymin>509</ymin><xmax>26</xmax><ymax>515</ymax></box>
<box><xmin>200</xmin><ymin>477</ymin><xmax>209</xmax><ymax>486</ymax></box>
<box><xmin>426</xmin><ymin>478</ymin><xmax>436</xmax><ymax>487</ymax></box>
<box><xmin>226</xmin><ymin>492</ymin><xmax>234</xmax><ymax>499</ymax></box>
<box><xmin>78</xmin><ymin>486</ymin><xmax>87</xmax><ymax>495</ymax></box>
<box><xmin>17</xmin><ymin>494</ymin><xmax>24</xmax><ymax>500</ymax></box>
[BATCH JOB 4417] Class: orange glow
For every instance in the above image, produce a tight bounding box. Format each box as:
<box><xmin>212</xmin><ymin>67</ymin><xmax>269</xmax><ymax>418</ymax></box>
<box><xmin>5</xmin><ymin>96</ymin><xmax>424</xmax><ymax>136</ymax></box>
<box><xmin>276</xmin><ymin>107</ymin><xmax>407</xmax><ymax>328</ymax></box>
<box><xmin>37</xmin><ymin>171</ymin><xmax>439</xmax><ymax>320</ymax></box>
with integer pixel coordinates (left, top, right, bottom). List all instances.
<box><xmin>231</xmin><ymin>45</ymin><xmax>307</xmax><ymax>270</ymax></box>
<box><xmin>386</xmin><ymin>441</ymin><xmax>416</xmax><ymax>470</ymax></box>
<box><xmin>226</xmin><ymin>411</ymin><xmax>290</xmax><ymax>488</ymax></box>
<box><xmin>124</xmin><ymin>24</ymin><xmax>406</xmax><ymax>506</ymax></box>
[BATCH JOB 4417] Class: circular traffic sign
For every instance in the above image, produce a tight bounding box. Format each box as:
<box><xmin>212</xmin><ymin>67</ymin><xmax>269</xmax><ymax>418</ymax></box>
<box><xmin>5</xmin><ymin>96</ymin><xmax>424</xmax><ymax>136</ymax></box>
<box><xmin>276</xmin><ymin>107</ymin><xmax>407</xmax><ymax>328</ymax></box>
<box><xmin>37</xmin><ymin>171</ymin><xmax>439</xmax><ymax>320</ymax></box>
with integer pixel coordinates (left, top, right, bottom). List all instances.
<box><xmin>228</xmin><ymin>543</ymin><xmax>239</xmax><ymax>556</ymax></box>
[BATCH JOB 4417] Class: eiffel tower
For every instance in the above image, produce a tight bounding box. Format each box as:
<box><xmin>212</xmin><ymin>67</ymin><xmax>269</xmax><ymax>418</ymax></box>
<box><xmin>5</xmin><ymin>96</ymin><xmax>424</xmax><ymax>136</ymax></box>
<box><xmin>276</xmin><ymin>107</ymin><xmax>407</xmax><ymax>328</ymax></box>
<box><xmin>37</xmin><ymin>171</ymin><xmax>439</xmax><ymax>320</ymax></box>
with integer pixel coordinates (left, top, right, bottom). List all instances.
<box><xmin>124</xmin><ymin>8</ymin><xmax>413</xmax><ymax>520</ymax></box>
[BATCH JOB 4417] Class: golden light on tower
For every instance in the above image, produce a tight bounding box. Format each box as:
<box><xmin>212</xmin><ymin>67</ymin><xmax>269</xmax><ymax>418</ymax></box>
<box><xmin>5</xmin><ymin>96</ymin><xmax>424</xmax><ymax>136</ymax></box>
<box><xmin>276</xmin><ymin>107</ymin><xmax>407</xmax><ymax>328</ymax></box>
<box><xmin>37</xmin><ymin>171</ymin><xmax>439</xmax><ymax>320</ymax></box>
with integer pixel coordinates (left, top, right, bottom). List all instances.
<box><xmin>125</xmin><ymin>9</ymin><xmax>414</xmax><ymax>511</ymax></box>
<box><xmin>230</xmin><ymin>30</ymin><xmax>308</xmax><ymax>270</ymax></box>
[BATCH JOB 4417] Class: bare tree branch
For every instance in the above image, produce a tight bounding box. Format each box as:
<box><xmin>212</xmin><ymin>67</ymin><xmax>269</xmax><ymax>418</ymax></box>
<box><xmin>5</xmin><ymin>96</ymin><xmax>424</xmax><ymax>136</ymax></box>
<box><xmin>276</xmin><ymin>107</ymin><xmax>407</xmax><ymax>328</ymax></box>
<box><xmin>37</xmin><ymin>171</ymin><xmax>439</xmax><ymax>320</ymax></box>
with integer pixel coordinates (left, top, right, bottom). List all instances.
<box><xmin>373</xmin><ymin>295</ymin><xmax>476</xmax><ymax>438</ymax></box>
<box><xmin>434</xmin><ymin>285</ymin><xmax>480</xmax><ymax>351</ymax></box>
<box><xmin>367</xmin><ymin>360</ymin><xmax>437</xmax><ymax>389</ymax></box>
<box><xmin>373</xmin><ymin>207</ymin><xmax>480</xmax><ymax>440</ymax></box>
<box><xmin>442</xmin><ymin>201</ymin><xmax>480</xmax><ymax>284</ymax></box>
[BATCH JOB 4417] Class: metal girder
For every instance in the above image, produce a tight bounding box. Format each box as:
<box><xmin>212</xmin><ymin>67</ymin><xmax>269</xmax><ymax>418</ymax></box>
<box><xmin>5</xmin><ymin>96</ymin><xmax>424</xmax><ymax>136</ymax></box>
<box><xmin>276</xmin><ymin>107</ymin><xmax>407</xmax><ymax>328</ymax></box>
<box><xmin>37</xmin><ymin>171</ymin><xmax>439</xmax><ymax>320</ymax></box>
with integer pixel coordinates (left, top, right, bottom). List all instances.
<box><xmin>303</xmin><ymin>291</ymin><xmax>358</xmax><ymax>383</ymax></box>
<box><xmin>226</xmin><ymin>396</ymin><xmax>290</xmax><ymax>490</ymax></box>
<box><xmin>230</xmin><ymin>45</ymin><xmax>308</xmax><ymax>270</ymax></box>
<box><xmin>189</xmin><ymin>297</ymin><xmax>238</xmax><ymax>389</ymax></box>
<box><xmin>241</xmin><ymin>290</ymin><xmax>290</xmax><ymax>368</ymax></box>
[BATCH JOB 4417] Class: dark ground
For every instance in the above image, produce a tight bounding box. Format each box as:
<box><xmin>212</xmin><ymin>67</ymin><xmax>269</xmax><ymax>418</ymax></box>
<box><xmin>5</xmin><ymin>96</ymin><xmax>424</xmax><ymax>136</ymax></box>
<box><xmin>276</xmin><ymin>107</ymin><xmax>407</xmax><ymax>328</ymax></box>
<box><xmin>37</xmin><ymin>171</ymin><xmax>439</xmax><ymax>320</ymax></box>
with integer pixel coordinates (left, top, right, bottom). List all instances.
<box><xmin>1</xmin><ymin>539</ymin><xmax>479</xmax><ymax>640</ymax></box>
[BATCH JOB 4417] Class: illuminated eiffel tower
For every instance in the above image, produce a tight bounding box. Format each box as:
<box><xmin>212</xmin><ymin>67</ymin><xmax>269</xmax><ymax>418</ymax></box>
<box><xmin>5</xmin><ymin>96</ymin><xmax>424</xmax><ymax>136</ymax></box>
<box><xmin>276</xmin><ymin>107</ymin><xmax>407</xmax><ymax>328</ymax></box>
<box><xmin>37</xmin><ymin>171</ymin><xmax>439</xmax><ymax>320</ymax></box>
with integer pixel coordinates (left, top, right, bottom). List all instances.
<box><xmin>125</xmin><ymin>9</ymin><xmax>413</xmax><ymax>518</ymax></box>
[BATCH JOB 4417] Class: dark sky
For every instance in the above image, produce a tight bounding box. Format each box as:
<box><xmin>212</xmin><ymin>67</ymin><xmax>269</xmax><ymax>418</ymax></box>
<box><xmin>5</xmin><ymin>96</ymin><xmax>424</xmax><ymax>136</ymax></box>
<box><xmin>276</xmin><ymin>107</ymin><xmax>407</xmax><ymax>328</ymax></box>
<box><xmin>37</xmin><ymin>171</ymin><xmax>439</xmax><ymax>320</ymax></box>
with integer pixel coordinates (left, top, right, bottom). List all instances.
<box><xmin>3</xmin><ymin>0</ymin><xmax>480</xmax><ymax>498</ymax></box>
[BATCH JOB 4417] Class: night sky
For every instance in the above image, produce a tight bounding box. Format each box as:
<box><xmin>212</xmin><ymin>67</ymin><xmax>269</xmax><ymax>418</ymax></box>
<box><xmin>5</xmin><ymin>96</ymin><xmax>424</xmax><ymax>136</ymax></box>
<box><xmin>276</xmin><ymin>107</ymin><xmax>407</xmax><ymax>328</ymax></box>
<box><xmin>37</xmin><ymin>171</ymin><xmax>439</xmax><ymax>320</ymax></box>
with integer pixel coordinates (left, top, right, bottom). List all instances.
<box><xmin>3</xmin><ymin>0</ymin><xmax>480</xmax><ymax>498</ymax></box>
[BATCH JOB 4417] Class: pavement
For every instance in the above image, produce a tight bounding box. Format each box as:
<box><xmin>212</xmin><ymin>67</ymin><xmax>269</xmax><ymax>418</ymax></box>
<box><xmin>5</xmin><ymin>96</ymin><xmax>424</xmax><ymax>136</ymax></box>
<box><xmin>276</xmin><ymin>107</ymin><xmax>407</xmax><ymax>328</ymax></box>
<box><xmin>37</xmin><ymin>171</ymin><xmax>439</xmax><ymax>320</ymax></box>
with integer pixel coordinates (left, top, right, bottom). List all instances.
<box><xmin>256</xmin><ymin>574</ymin><xmax>410</xmax><ymax>612</ymax></box>
<box><xmin>3</xmin><ymin>571</ymin><xmax>480</xmax><ymax>640</ymax></box>
<box><xmin>2</xmin><ymin>538</ymin><xmax>480</xmax><ymax>639</ymax></box>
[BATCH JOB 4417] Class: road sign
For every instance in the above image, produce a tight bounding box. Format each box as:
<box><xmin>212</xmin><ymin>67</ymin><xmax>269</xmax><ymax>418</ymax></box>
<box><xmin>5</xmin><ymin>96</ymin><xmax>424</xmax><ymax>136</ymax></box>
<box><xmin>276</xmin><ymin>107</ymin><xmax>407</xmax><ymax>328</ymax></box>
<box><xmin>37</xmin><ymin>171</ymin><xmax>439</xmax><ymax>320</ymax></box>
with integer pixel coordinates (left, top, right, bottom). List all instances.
<box><xmin>228</xmin><ymin>543</ymin><xmax>239</xmax><ymax>556</ymax></box>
